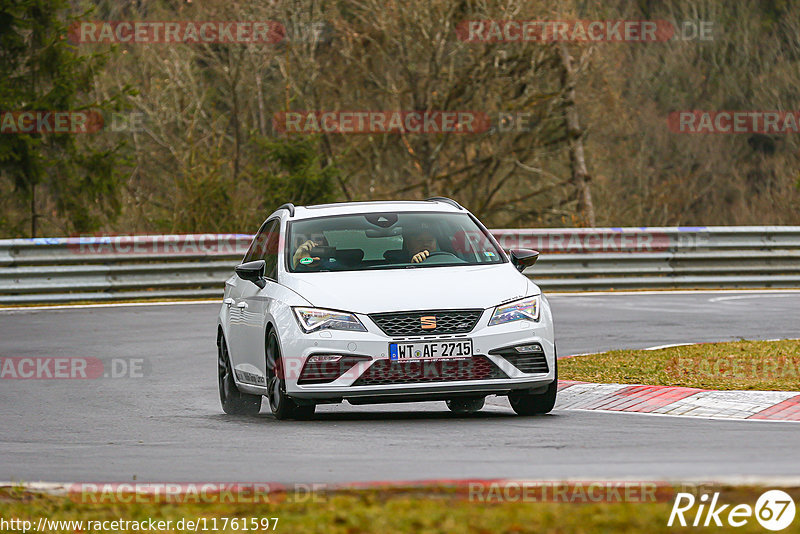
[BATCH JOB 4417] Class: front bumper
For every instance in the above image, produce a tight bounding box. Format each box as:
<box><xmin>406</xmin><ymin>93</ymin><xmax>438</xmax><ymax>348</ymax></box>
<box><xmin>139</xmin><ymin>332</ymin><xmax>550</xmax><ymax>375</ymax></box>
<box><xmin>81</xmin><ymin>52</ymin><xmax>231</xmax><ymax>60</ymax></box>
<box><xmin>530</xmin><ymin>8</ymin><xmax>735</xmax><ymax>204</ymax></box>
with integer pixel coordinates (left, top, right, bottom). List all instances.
<box><xmin>281</xmin><ymin>306</ymin><xmax>556</xmax><ymax>402</ymax></box>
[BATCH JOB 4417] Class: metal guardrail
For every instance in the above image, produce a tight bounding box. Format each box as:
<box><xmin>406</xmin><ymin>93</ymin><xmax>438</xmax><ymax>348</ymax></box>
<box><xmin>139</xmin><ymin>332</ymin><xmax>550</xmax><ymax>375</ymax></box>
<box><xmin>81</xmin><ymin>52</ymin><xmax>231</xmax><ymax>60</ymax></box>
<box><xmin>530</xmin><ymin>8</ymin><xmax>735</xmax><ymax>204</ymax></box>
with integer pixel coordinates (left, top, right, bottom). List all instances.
<box><xmin>1</xmin><ymin>227</ymin><xmax>799</xmax><ymax>304</ymax></box>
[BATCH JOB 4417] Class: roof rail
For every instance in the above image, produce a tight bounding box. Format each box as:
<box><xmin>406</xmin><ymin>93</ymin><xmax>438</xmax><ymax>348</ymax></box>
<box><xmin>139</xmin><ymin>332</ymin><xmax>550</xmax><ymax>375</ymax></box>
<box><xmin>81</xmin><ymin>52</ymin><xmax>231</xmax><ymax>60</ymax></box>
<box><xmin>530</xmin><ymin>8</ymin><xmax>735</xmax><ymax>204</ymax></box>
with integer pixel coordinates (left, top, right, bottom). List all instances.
<box><xmin>278</xmin><ymin>203</ymin><xmax>295</xmax><ymax>217</ymax></box>
<box><xmin>425</xmin><ymin>197</ymin><xmax>463</xmax><ymax>210</ymax></box>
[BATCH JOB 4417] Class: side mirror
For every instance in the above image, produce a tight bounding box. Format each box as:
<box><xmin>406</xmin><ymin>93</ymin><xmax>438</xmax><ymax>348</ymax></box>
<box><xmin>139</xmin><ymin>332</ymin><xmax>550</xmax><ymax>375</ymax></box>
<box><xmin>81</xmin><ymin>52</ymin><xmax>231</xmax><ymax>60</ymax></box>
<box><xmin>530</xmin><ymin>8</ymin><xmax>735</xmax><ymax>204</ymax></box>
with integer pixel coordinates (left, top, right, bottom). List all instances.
<box><xmin>235</xmin><ymin>260</ymin><xmax>267</xmax><ymax>289</ymax></box>
<box><xmin>509</xmin><ymin>249</ymin><xmax>539</xmax><ymax>273</ymax></box>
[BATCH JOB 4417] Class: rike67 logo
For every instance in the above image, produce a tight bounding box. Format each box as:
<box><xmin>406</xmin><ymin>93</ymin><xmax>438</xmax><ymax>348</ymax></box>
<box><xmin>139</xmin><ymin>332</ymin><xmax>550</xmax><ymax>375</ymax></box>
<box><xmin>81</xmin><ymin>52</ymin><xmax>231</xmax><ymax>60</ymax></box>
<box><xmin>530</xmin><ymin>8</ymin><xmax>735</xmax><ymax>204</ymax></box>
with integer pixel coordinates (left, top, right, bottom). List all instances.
<box><xmin>669</xmin><ymin>490</ymin><xmax>796</xmax><ymax>531</ymax></box>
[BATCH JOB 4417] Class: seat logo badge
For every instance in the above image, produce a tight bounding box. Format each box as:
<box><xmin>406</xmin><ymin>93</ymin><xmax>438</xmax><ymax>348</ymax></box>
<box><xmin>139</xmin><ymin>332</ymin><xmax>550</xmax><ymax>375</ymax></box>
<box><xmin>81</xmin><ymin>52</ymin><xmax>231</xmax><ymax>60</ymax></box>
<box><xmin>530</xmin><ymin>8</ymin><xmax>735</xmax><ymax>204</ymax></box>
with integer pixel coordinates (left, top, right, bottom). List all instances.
<box><xmin>421</xmin><ymin>316</ymin><xmax>437</xmax><ymax>329</ymax></box>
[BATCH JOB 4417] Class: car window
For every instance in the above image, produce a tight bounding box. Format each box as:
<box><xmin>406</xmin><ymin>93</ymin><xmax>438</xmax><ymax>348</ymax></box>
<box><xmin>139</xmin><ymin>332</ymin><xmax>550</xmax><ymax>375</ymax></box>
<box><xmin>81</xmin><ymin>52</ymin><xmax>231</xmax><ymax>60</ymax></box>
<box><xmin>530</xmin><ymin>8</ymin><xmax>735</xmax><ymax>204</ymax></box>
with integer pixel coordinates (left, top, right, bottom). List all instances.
<box><xmin>261</xmin><ymin>220</ymin><xmax>281</xmax><ymax>280</ymax></box>
<box><xmin>244</xmin><ymin>219</ymin><xmax>280</xmax><ymax>280</ymax></box>
<box><xmin>287</xmin><ymin>212</ymin><xmax>504</xmax><ymax>273</ymax></box>
<box><xmin>243</xmin><ymin>221</ymin><xmax>268</xmax><ymax>263</ymax></box>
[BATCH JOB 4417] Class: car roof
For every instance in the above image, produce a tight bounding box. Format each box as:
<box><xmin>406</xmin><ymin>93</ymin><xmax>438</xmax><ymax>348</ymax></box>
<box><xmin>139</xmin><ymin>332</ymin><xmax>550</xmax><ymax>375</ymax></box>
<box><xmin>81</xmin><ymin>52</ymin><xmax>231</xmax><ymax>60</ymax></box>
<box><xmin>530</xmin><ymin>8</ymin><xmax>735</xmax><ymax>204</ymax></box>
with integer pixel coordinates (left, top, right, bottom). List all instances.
<box><xmin>275</xmin><ymin>199</ymin><xmax>465</xmax><ymax>220</ymax></box>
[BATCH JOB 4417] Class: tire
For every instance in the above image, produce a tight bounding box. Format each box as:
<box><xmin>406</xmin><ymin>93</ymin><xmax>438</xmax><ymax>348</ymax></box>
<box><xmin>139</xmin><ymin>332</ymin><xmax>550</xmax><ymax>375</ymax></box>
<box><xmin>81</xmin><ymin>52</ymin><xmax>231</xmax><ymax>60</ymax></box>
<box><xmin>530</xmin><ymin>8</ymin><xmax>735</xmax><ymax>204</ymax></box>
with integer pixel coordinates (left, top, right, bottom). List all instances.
<box><xmin>218</xmin><ymin>333</ymin><xmax>262</xmax><ymax>415</ymax></box>
<box><xmin>509</xmin><ymin>356</ymin><xmax>558</xmax><ymax>416</ymax></box>
<box><xmin>446</xmin><ymin>397</ymin><xmax>485</xmax><ymax>413</ymax></box>
<box><xmin>266</xmin><ymin>330</ymin><xmax>316</xmax><ymax>420</ymax></box>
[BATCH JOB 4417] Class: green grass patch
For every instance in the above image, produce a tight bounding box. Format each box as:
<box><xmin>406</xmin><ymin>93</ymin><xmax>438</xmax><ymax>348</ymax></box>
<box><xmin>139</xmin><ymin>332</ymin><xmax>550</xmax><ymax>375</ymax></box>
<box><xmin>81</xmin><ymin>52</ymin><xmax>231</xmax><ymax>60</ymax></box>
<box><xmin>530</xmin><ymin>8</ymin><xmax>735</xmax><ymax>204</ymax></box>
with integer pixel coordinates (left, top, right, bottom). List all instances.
<box><xmin>1</xmin><ymin>485</ymin><xmax>796</xmax><ymax>533</ymax></box>
<box><xmin>560</xmin><ymin>339</ymin><xmax>800</xmax><ymax>391</ymax></box>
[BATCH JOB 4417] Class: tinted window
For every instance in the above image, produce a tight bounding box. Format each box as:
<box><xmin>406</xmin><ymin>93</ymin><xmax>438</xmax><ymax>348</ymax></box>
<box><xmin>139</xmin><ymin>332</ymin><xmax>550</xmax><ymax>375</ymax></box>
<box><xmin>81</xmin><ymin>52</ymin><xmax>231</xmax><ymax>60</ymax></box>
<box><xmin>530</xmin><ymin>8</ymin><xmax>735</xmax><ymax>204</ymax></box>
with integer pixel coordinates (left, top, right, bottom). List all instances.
<box><xmin>261</xmin><ymin>220</ymin><xmax>281</xmax><ymax>279</ymax></box>
<box><xmin>244</xmin><ymin>221</ymin><xmax>268</xmax><ymax>263</ymax></box>
<box><xmin>245</xmin><ymin>219</ymin><xmax>280</xmax><ymax>279</ymax></box>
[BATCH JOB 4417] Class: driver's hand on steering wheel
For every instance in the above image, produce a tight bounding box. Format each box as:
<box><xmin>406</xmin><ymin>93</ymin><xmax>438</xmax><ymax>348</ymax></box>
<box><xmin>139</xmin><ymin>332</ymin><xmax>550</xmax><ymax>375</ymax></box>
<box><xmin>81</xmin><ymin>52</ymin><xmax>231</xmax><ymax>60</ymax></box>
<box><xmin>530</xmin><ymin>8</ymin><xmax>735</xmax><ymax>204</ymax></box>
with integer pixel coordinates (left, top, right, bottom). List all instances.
<box><xmin>411</xmin><ymin>250</ymin><xmax>430</xmax><ymax>263</ymax></box>
<box><xmin>292</xmin><ymin>240</ymin><xmax>319</xmax><ymax>268</ymax></box>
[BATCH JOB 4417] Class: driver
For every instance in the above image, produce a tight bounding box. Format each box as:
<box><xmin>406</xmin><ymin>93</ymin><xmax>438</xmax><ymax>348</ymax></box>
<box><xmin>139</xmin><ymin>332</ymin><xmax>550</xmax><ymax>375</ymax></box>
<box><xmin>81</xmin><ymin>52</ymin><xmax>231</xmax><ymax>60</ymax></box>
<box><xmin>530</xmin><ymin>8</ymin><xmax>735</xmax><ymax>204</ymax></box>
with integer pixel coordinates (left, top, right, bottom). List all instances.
<box><xmin>403</xmin><ymin>228</ymin><xmax>439</xmax><ymax>263</ymax></box>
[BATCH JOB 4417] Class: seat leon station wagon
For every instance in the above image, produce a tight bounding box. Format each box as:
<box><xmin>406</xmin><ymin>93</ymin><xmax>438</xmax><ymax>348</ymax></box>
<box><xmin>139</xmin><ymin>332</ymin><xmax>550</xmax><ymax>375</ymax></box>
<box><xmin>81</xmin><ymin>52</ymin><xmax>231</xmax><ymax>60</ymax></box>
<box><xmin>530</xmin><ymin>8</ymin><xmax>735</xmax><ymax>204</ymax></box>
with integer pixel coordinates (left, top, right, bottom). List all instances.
<box><xmin>217</xmin><ymin>198</ymin><xmax>557</xmax><ymax>419</ymax></box>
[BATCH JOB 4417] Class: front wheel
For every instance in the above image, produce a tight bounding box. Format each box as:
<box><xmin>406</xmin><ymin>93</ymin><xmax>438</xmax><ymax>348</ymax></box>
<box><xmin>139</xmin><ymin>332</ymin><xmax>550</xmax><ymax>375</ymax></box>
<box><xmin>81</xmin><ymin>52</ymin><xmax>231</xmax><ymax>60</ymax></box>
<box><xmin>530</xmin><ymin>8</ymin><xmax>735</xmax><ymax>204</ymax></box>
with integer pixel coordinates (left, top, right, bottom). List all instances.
<box><xmin>266</xmin><ymin>331</ymin><xmax>315</xmax><ymax>420</ymax></box>
<box><xmin>509</xmin><ymin>357</ymin><xmax>558</xmax><ymax>416</ymax></box>
<box><xmin>218</xmin><ymin>333</ymin><xmax>262</xmax><ymax>415</ymax></box>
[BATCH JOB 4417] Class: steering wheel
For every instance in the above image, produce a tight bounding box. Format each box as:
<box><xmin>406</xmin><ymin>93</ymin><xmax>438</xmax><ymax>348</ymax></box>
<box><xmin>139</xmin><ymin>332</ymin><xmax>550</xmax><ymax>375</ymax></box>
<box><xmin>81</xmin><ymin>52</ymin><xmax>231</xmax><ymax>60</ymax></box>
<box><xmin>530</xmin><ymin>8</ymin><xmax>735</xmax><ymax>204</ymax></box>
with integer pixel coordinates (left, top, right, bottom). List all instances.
<box><xmin>421</xmin><ymin>251</ymin><xmax>464</xmax><ymax>264</ymax></box>
<box><xmin>426</xmin><ymin>251</ymin><xmax>458</xmax><ymax>259</ymax></box>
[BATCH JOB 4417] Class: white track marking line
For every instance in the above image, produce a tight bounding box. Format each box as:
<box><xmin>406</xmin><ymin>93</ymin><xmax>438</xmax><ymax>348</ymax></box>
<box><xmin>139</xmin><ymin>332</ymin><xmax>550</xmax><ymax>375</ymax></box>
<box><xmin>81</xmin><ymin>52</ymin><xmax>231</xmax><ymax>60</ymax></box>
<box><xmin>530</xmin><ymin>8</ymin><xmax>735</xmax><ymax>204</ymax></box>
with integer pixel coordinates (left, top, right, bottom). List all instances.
<box><xmin>0</xmin><ymin>300</ymin><xmax>219</xmax><ymax>313</ymax></box>
<box><xmin>559</xmin><ymin>352</ymin><xmax>600</xmax><ymax>359</ymax></box>
<box><xmin>562</xmin><ymin>408</ymin><xmax>800</xmax><ymax>424</ymax></box>
<box><xmin>548</xmin><ymin>289</ymin><xmax>800</xmax><ymax>297</ymax></box>
<box><xmin>708</xmin><ymin>294</ymin><xmax>800</xmax><ymax>302</ymax></box>
<box><xmin>562</xmin><ymin>337</ymin><xmax>800</xmax><ymax>358</ymax></box>
<box><xmin>563</xmin><ymin>341</ymin><xmax>699</xmax><ymax>358</ymax></box>
<box><xmin>643</xmin><ymin>342</ymin><xmax>697</xmax><ymax>351</ymax></box>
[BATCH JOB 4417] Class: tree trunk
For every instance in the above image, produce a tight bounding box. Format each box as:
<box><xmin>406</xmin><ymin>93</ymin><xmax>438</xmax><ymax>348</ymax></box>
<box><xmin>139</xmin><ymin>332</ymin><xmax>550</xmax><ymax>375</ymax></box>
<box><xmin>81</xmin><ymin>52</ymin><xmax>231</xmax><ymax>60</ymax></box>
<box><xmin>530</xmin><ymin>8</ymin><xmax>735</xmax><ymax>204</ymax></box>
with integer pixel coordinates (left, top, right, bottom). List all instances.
<box><xmin>255</xmin><ymin>74</ymin><xmax>267</xmax><ymax>137</ymax></box>
<box><xmin>30</xmin><ymin>183</ymin><xmax>37</xmax><ymax>238</ymax></box>
<box><xmin>558</xmin><ymin>43</ymin><xmax>596</xmax><ymax>227</ymax></box>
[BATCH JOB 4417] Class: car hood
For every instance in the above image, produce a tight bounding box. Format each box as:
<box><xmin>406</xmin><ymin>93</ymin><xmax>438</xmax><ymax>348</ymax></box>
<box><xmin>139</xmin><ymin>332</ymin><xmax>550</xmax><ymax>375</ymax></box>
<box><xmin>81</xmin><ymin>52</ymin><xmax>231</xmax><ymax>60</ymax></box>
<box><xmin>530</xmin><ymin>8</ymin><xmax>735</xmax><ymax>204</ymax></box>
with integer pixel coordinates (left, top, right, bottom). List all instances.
<box><xmin>281</xmin><ymin>263</ymin><xmax>535</xmax><ymax>314</ymax></box>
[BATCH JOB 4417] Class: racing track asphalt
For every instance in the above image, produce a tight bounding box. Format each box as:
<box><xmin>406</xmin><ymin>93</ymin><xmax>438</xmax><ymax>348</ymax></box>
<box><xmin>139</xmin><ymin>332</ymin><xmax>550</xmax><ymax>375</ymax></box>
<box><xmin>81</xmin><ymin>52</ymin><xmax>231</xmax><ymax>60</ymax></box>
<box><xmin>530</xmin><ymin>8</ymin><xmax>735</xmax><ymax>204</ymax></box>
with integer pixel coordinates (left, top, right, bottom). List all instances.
<box><xmin>0</xmin><ymin>290</ymin><xmax>799</xmax><ymax>483</ymax></box>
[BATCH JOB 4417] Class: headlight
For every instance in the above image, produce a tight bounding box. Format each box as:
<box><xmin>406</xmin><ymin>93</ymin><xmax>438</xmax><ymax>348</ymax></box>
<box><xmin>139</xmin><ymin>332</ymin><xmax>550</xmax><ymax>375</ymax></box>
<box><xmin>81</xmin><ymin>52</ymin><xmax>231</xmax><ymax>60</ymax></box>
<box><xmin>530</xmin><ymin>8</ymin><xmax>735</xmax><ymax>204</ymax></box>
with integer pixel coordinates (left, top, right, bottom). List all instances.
<box><xmin>293</xmin><ymin>307</ymin><xmax>367</xmax><ymax>333</ymax></box>
<box><xmin>488</xmin><ymin>295</ymin><xmax>540</xmax><ymax>325</ymax></box>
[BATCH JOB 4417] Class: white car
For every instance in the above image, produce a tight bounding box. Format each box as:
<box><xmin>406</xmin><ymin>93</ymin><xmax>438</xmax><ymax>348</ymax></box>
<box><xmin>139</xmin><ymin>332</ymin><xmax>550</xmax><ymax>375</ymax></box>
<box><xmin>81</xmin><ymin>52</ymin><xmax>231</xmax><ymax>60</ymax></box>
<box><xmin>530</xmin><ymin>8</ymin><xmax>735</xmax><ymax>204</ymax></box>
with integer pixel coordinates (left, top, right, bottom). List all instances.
<box><xmin>217</xmin><ymin>198</ymin><xmax>557</xmax><ymax>419</ymax></box>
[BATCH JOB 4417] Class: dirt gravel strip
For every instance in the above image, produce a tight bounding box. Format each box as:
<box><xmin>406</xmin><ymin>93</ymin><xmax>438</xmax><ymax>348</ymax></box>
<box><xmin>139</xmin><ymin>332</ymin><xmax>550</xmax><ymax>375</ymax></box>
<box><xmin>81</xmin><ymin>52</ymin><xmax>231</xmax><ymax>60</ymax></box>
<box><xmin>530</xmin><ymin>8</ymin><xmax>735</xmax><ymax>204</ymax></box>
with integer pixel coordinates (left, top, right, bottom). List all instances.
<box><xmin>557</xmin><ymin>381</ymin><xmax>800</xmax><ymax>421</ymax></box>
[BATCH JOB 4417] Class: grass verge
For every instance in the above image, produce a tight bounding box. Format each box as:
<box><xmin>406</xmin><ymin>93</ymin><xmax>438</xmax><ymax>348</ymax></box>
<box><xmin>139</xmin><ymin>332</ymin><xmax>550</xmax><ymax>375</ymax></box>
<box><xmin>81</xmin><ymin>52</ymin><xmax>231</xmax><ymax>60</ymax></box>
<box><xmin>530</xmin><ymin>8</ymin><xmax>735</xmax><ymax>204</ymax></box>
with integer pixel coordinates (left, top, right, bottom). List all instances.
<box><xmin>560</xmin><ymin>339</ymin><xmax>800</xmax><ymax>391</ymax></box>
<box><xmin>1</xmin><ymin>485</ymin><xmax>796</xmax><ymax>533</ymax></box>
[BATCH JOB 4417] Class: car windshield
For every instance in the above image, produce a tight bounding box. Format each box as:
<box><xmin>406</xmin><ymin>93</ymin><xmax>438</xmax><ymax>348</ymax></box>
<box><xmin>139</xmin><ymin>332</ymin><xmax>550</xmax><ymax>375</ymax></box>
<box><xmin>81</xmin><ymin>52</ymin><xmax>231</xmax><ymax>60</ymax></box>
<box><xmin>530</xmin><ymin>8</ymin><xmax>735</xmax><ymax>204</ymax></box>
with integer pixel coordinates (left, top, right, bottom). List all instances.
<box><xmin>286</xmin><ymin>212</ymin><xmax>504</xmax><ymax>272</ymax></box>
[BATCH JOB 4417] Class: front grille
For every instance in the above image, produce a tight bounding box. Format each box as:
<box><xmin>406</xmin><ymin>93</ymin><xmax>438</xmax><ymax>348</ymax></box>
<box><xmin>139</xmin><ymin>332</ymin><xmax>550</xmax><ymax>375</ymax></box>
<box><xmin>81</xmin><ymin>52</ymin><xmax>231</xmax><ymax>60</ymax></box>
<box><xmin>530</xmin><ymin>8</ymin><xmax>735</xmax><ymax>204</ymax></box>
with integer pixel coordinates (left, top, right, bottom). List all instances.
<box><xmin>369</xmin><ymin>309</ymin><xmax>483</xmax><ymax>337</ymax></box>
<box><xmin>352</xmin><ymin>356</ymin><xmax>507</xmax><ymax>386</ymax></box>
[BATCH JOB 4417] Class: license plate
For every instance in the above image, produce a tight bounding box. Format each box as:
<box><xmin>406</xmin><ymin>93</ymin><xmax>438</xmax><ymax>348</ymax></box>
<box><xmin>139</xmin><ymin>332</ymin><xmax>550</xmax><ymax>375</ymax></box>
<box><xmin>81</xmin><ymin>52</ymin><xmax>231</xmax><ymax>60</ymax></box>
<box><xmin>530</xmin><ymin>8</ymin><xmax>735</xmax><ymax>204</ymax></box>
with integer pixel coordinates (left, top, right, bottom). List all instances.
<box><xmin>389</xmin><ymin>340</ymin><xmax>473</xmax><ymax>361</ymax></box>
